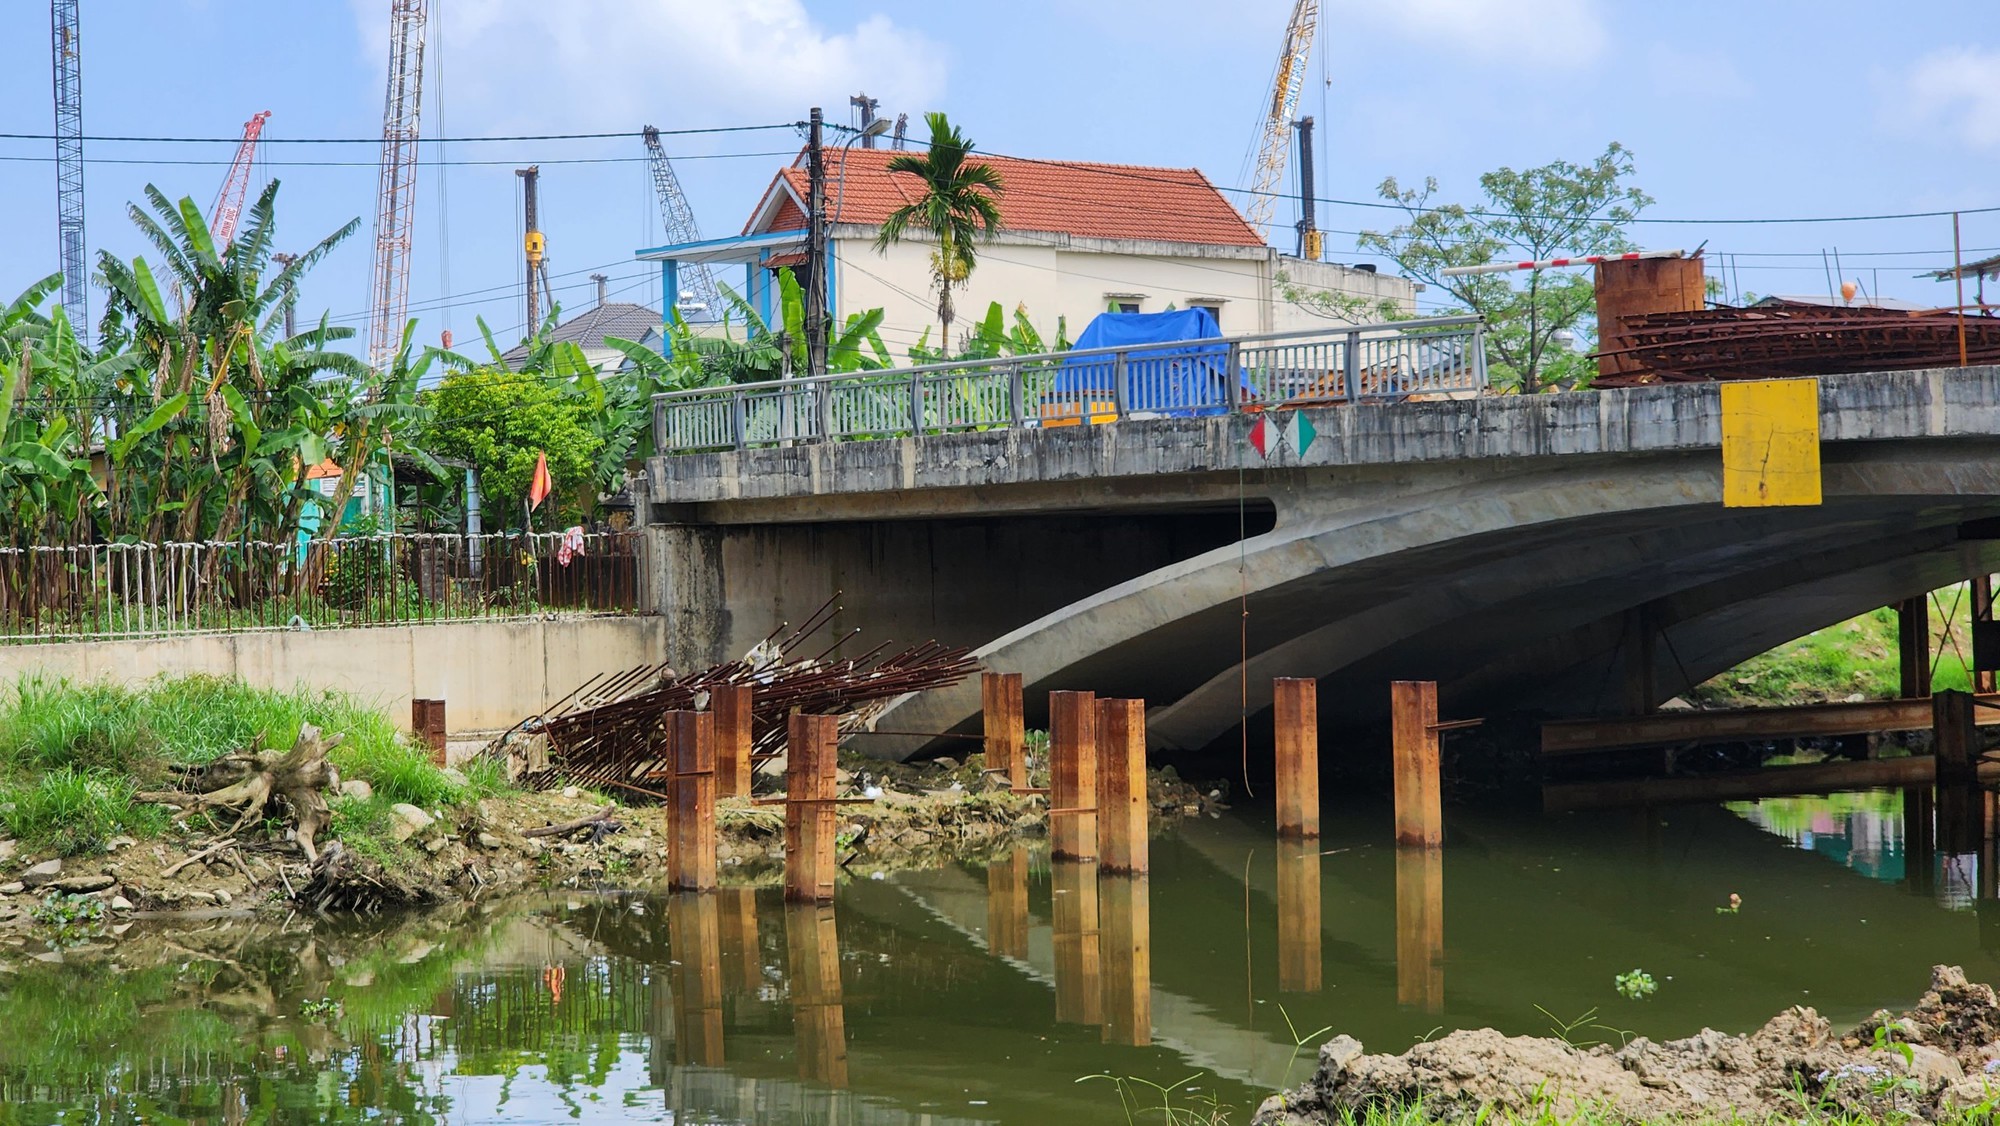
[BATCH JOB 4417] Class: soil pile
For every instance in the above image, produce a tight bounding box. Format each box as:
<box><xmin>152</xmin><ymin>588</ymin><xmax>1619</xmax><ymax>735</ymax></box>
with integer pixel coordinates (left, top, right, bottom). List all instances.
<box><xmin>1256</xmin><ymin>966</ymin><xmax>2000</xmax><ymax>1124</ymax></box>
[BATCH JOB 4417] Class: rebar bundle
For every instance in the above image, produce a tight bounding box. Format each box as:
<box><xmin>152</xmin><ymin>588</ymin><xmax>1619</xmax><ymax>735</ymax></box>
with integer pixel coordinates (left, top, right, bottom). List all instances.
<box><xmin>518</xmin><ymin>594</ymin><xmax>979</xmax><ymax>797</ymax></box>
<box><xmin>1593</xmin><ymin>302</ymin><xmax>2000</xmax><ymax>386</ymax></box>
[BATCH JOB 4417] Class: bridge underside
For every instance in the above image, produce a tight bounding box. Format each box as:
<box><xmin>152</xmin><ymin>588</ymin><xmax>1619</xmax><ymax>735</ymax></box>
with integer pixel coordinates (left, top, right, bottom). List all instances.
<box><xmin>644</xmin><ymin>368</ymin><xmax>2000</xmax><ymax>768</ymax></box>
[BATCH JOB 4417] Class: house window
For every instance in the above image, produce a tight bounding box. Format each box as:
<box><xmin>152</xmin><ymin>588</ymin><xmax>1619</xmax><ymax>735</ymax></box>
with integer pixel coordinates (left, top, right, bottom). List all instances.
<box><xmin>1189</xmin><ymin>301</ymin><xmax>1225</xmax><ymax>329</ymax></box>
<box><xmin>1116</xmin><ymin>301</ymin><xmax>1141</xmax><ymax>314</ymax></box>
<box><xmin>1107</xmin><ymin>293</ymin><xmax>1146</xmax><ymax>314</ymax></box>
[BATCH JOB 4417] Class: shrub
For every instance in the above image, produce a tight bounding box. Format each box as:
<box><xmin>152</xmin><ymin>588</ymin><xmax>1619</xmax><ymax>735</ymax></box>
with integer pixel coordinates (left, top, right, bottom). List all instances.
<box><xmin>0</xmin><ymin>767</ymin><xmax>169</xmax><ymax>856</ymax></box>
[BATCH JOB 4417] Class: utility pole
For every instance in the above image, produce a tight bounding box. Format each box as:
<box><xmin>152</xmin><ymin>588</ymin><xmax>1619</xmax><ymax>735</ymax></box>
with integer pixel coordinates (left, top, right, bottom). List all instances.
<box><xmin>849</xmin><ymin>92</ymin><xmax>880</xmax><ymax>148</ymax></box>
<box><xmin>805</xmin><ymin>108</ymin><xmax>829</xmax><ymax>377</ymax></box>
<box><xmin>517</xmin><ymin>165</ymin><xmax>544</xmax><ymax>331</ymax></box>
<box><xmin>273</xmin><ymin>252</ymin><xmax>298</xmax><ymax>338</ymax></box>
<box><xmin>1294</xmin><ymin>117</ymin><xmax>1320</xmax><ymax>260</ymax></box>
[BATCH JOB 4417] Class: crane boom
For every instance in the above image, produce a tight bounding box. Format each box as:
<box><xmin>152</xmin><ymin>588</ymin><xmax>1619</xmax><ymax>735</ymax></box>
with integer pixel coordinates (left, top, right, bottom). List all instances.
<box><xmin>367</xmin><ymin>0</ymin><xmax>427</xmax><ymax>371</ymax></box>
<box><xmin>50</xmin><ymin>0</ymin><xmax>86</xmax><ymax>333</ymax></box>
<box><xmin>641</xmin><ymin>125</ymin><xmax>723</xmax><ymax>321</ymax></box>
<box><xmin>1243</xmin><ymin>0</ymin><xmax>1319</xmax><ymax>241</ymax></box>
<box><xmin>210</xmin><ymin>111</ymin><xmax>272</xmax><ymax>245</ymax></box>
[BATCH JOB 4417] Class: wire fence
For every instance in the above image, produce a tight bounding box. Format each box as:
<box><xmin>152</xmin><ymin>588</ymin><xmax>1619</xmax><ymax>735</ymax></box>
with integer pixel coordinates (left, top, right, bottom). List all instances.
<box><xmin>0</xmin><ymin>530</ymin><xmax>647</xmax><ymax>643</ymax></box>
<box><xmin>654</xmin><ymin>316</ymin><xmax>1487</xmax><ymax>454</ymax></box>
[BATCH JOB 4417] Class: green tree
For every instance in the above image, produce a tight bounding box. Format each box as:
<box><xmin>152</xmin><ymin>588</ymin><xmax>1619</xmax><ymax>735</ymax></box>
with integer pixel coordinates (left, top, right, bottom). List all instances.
<box><xmin>1357</xmin><ymin>143</ymin><xmax>1653</xmax><ymax>394</ymax></box>
<box><xmin>422</xmin><ymin>368</ymin><xmax>602</xmax><ymax>528</ymax></box>
<box><xmin>875</xmin><ymin>112</ymin><xmax>1004</xmax><ymax>349</ymax></box>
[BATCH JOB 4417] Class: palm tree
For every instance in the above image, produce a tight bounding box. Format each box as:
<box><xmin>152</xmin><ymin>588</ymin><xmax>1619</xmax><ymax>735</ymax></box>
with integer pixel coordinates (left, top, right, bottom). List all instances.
<box><xmin>874</xmin><ymin>112</ymin><xmax>1004</xmax><ymax>349</ymax></box>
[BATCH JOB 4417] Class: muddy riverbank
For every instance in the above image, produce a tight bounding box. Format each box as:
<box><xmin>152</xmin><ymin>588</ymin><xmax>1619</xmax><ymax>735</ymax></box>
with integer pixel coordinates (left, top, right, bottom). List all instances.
<box><xmin>0</xmin><ymin>751</ymin><xmax>1222</xmax><ymax>947</ymax></box>
<box><xmin>1256</xmin><ymin>965</ymin><xmax>2000</xmax><ymax>1124</ymax></box>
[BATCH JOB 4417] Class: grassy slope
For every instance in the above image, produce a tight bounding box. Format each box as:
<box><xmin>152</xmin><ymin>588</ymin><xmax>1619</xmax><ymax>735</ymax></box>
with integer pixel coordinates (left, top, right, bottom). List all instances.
<box><xmin>1692</xmin><ymin>587</ymin><xmax>1979</xmax><ymax>708</ymax></box>
<box><xmin>0</xmin><ymin>675</ymin><xmax>501</xmax><ymax>856</ymax></box>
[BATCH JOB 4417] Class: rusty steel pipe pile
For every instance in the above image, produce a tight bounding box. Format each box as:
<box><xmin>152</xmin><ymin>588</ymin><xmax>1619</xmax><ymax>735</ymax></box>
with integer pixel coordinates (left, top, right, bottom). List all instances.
<box><xmin>516</xmin><ymin>595</ymin><xmax>978</xmax><ymax>796</ymax></box>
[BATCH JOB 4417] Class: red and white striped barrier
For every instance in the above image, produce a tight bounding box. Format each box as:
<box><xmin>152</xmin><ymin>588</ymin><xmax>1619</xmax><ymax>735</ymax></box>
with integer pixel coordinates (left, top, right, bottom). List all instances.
<box><xmin>1440</xmin><ymin>249</ymin><xmax>1686</xmax><ymax>277</ymax></box>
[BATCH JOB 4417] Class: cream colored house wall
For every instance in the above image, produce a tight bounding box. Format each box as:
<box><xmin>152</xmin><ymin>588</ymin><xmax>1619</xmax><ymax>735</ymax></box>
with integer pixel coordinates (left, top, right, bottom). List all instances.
<box><xmin>830</xmin><ymin>232</ymin><xmax>1416</xmax><ymax>356</ymax></box>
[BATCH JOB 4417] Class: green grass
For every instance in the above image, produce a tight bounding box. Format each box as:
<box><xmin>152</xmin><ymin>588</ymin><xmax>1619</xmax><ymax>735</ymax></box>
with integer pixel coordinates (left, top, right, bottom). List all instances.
<box><xmin>1694</xmin><ymin>591</ymin><xmax>1978</xmax><ymax>708</ymax></box>
<box><xmin>0</xmin><ymin>674</ymin><xmax>504</xmax><ymax>856</ymax></box>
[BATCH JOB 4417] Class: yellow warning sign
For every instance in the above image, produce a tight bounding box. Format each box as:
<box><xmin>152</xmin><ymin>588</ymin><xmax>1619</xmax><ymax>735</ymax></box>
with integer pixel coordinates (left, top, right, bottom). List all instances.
<box><xmin>1720</xmin><ymin>378</ymin><xmax>1822</xmax><ymax>507</ymax></box>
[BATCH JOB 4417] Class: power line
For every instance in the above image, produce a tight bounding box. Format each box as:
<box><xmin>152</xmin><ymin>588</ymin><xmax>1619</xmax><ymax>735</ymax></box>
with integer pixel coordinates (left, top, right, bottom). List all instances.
<box><xmin>0</xmin><ymin>150</ymin><xmax>794</xmax><ymax>169</ymax></box>
<box><xmin>0</xmin><ymin>123</ymin><xmax>801</xmax><ymax>145</ymax></box>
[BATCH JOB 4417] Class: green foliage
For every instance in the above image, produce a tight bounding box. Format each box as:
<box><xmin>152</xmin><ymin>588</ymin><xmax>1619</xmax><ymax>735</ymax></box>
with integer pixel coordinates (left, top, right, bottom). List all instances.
<box><xmin>0</xmin><ymin>675</ymin><xmax>495</xmax><ymax>850</ymax></box>
<box><xmin>30</xmin><ymin>889</ymin><xmax>107</xmax><ymax>945</ymax></box>
<box><xmin>0</xmin><ymin>767</ymin><xmax>168</xmax><ymax>855</ymax></box>
<box><xmin>1614</xmin><ymin>969</ymin><xmax>1659</xmax><ymax>1000</ymax></box>
<box><xmin>1357</xmin><ymin>143</ymin><xmax>1653</xmax><ymax>394</ymax></box>
<box><xmin>875</xmin><ymin>112</ymin><xmax>1005</xmax><ymax>346</ymax></box>
<box><xmin>1696</xmin><ymin>592</ymin><xmax>1975</xmax><ymax>707</ymax></box>
<box><xmin>421</xmin><ymin>364</ymin><xmax>604</xmax><ymax>525</ymax></box>
<box><xmin>1076</xmin><ymin>1072</ymin><xmax>1231</xmax><ymax>1125</ymax></box>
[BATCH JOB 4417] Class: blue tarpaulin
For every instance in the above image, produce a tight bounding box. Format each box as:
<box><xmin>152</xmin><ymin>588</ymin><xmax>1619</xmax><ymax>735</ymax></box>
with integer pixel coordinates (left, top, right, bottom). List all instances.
<box><xmin>1050</xmin><ymin>309</ymin><xmax>1244</xmax><ymax>417</ymax></box>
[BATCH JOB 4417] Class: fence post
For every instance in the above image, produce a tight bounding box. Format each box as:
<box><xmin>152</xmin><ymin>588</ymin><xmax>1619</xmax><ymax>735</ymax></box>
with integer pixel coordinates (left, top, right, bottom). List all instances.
<box><xmin>1096</xmin><ymin>697</ymin><xmax>1148</xmax><ymax>874</ymax></box>
<box><xmin>982</xmin><ymin>672</ymin><xmax>1026</xmax><ymax>790</ymax></box>
<box><xmin>713</xmin><ymin>683</ymin><xmax>755</xmax><ymax>799</ymax></box>
<box><xmin>1274</xmin><ymin>677</ymin><xmax>1319</xmax><ymax>839</ymax></box>
<box><xmin>1344</xmin><ymin>330</ymin><xmax>1363</xmax><ymax>401</ymax></box>
<box><xmin>411</xmin><ymin>698</ymin><xmax>447</xmax><ymax>766</ymax></box>
<box><xmin>729</xmin><ymin>391</ymin><xmax>748</xmax><ymax>450</ymax></box>
<box><xmin>1391</xmin><ymin>680</ymin><xmax>1442</xmax><ymax>848</ymax></box>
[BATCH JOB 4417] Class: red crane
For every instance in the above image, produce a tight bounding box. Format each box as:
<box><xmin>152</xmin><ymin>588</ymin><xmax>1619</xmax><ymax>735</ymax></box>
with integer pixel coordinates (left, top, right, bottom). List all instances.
<box><xmin>210</xmin><ymin>110</ymin><xmax>271</xmax><ymax>245</ymax></box>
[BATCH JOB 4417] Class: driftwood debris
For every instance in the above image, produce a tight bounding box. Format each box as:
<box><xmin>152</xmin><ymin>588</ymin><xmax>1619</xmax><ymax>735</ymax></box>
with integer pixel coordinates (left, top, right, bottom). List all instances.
<box><xmin>139</xmin><ymin>724</ymin><xmax>344</xmax><ymax>862</ymax></box>
<box><xmin>296</xmin><ymin>841</ymin><xmax>438</xmax><ymax>914</ymax></box>
<box><xmin>522</xmin><ymin>804</ymin><xmax>621</xmax><ymax>840</ymax></box>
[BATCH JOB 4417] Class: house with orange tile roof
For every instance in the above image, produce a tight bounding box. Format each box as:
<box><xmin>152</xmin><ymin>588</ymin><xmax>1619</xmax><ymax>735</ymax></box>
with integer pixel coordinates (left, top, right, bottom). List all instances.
<box><xmin>636</xmin><ymin>147</ymin><xmax>1413</xmax><ymax>358</ymax></box>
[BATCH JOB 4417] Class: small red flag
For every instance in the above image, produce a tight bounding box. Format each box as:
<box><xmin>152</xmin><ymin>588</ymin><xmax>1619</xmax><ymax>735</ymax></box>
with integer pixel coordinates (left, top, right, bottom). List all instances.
<box><xmin>527</xmin><ymin>450</ymin><xmax>553</xmax><ymax>510</ymax></box>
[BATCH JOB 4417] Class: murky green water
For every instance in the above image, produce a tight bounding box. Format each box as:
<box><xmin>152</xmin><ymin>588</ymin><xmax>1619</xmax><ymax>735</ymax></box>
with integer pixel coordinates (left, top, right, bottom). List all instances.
<box><xmin>5</xmin><ymin>790</ymin><xmax>1998</xmax><ymax>1125</ymax></box>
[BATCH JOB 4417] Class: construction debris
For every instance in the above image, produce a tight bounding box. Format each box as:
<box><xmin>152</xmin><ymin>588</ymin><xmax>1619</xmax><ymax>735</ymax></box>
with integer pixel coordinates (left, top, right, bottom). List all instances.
<box><xmin>1592</xmin><ymin>301</ymin><xmax>2000</xmax><ymax>385</ymax></box>
<box><xmin>498</xmin><ymin>594</ymin><xmax>979</xmax><ymax>799</ymax></box>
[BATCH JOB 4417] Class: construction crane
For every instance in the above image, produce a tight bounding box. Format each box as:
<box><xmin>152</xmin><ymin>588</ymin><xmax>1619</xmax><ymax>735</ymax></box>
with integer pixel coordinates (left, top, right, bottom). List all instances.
<box><xmin>641</xmin><ymin>125</ymin><xmax>723</xmax><ymax>321</ymax></box>
<box><xmin>367</xmin><ymin>0</ymin><xmax>428</xmax><ymax>372</ymax></box>
<box><xmin>517</xmin><ymin>165</ymin><xmax>550</xmax><ymax>330</ymax></box>
<box><xmin>210</xmin><ymin>111</ymin><xmax>272</xmax><ymax>246</ymax></box>
<box><xmin>50</xmin><ymin>0</ymin><xmax>86</xmax><ymax>333</ymax></box>
<box><xmin>1242</xmin><ymin>0</ymin><xmax>1319</xmax><ymax>241</ymax></box>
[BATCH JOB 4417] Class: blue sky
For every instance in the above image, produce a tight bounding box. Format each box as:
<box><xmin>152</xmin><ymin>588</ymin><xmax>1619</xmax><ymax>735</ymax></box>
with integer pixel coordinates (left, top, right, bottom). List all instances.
<box><xmin>2</xmin><ymin>0</ymin><xmax>1997</xmax><ymax>357</ymax></box>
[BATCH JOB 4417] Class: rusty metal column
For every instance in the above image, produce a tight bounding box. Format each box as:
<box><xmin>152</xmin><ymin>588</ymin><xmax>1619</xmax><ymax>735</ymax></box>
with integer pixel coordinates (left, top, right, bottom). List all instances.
<box><xmin>1391</xmin><ymin>681</ymin><xmax>1443</xmax><ymax>848</ymax></box>
<box><xmin>1049</xmin><ymin>690</ymin><xmax>1098</xmax><ymax>861</ymax></box>
<box><xmin>1976</xmin><ymin>577</ymin><xmax>1996</xmax><ymax>695</ymax></box>
<box><xmin>982</xmin><ymin>672</ymin><xmax>1025</xmax><ymax>789</ymax></box>
<box><xmin>1274</xmin><ymin>677</ymin><xmax>1319</xmax><ymax>838</ymax></box>
<box><xmin>1936</xmin><ymin>689</ymin><xmax>1977</xmax><ymax>786</ymax></box>
<box><xmin>1098</xmin><ymin>874</ymin><xmax>1151</xmax><ymax>1046</ymax></box>
<box><xmin>1096</xmin><ymin>698</ymin><xmax>1148</xmax><ymax>874</ymax></box>
<box><xmin>667</xmin><ymin>891</ymin><xmax>724</xmax><ymax>1066</ymax></box>
<box><xmin>785</xmin><ymin>714</ymin><xmax>840</xmax><ymax>903</ymax></box>
<box><xmin>1900</xmin><ymin>596</ymin><xmax>1933</xmax><ymax>699</ymax></box>
<box><xmin>668</xmin><ymin>710</ymin><xmax>717</xmax><ymax>891</ymax></box>
<box><xmin>1277</xmin><ymin>838</ymin><xmax>1322</xmax><ymax>993</ymax></box>
<box><xmin>712</xmin><ymin>684</ymin><xmax>754</xmax><ymax>799</ymax></box>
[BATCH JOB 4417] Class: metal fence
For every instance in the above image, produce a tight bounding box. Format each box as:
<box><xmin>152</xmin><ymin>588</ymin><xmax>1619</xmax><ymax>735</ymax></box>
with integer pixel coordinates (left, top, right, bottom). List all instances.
<box><xmin>0</xmin><ymin>530</ymin><xmax>646</xmax><ymax>642</ymax></box>
<box><xmin>654</xmin><ymin>316</ymin><xmax>1486</xmax><ymax>454</ymax></box>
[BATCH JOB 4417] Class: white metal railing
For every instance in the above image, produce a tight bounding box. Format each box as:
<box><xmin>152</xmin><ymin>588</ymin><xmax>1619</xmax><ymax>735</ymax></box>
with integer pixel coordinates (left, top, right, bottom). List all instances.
<box><xmin>653</xmin><ymin>316</ymin><xmax>1487</xmax><ymax>454</ymax></box>
<box><xmin>0</xmin><ymin>531</ymin><xmax>647</xmax><ymax>642</ymax></box>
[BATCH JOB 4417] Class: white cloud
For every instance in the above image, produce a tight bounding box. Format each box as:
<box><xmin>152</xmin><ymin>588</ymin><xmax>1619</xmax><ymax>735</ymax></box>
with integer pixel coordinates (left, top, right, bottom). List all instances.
<box><xmin>352</xmin><ymin>0</ymin><xmax>946</xmax><ymax>135</ymax></box>
<box><xmin>1343</xmin><ymin>0</ymin><xmax>1607</xmax><ymax>64</ymax></box>
<box><xmin>1895</xmin><ymin>46</ymin><xmax>2000</xmax><ymax>149</ymax></box>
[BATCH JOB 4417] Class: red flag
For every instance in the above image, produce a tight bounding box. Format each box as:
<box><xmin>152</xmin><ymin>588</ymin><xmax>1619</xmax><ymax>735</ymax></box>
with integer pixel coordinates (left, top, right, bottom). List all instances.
<box><xmin>527</xmin><ymin>451</ymin><xmax>553</xmax><ymax>510</ymax></box>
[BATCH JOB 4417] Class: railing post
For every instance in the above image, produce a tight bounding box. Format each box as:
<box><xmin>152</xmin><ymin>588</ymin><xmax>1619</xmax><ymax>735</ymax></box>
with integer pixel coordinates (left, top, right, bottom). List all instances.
<box><xmin>1110</xmin><ymin>350</ymin><xmax>1128</xmax><ymax>421</ymax></box>
<box><xmin>909</xmin><ymin>371</ymin><xmax>924</xmax><ymax>436</ymax></box>
<box><xmin>729</xmin><ymin>390</ymin><xmax>748</xmax><ymax>450</ymax></box>
<box><xmin>1472</xmin><ymin>324</ymin><xmax>1489</xmax><ymax>390</ymax></box>
<box><xmin>1009</xmin><ymin>363</ymin><xmax>1026</xmax><ymax>427</ymax></box>
<box><xmin>1344</xmin><ymin>330</ymin><xmax>1363</xmax><ymax>401</ymax></box>
<box><xmin>1225</xmin><ymin>342</ymin><xmax>1242</xmax><ymax>412</ymax></box>
<box><xmin>817</xmin><ymin>378</ymin><xmax>835</xmax><ymax>441</ymax></box>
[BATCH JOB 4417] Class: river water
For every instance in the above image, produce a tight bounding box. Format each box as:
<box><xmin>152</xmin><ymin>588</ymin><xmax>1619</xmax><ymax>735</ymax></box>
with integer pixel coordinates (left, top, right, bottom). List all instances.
<box><xmin>4</xmin><ymin>789</ymin><xmax>1997</xmax><ymax>1125</ymax></box>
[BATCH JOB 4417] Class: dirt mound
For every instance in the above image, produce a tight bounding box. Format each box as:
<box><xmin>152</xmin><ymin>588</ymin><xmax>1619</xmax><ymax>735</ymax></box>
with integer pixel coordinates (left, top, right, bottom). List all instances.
<box><xmin>1256</xmin><ymin>966</ymin><xmax>2000</xmax><ymax>1124</ymax></box>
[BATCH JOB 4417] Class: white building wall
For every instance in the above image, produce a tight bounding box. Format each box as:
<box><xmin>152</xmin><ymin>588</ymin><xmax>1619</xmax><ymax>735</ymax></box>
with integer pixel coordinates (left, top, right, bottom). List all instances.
<box><xmin>830</xmin><ymin>231</ymin><xmax>1416</xmax><ymax>359</ymax></box>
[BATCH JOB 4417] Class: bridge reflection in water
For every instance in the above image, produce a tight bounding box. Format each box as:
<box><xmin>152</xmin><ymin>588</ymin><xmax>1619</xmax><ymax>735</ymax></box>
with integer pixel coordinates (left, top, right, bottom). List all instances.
<box><xmin>10</xmin><ymin>793</ymin><xmax>2000</xmax><ymax>1124</ymax></box>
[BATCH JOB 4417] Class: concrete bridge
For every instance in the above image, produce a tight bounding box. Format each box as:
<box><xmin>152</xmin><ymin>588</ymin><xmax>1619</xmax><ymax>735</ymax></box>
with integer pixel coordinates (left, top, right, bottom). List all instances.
<box><xmin>644</xmin><ymin>363</ymin><xmax>2000</xmax><ymax>761</ymax></box>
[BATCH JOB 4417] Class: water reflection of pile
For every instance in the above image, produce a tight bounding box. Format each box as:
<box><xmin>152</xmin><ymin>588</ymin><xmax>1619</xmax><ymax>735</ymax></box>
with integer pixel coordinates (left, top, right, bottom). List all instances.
<box><xmin>516</xmin><ymin>595</ymin><xmax>978</xmax><ymax>798</ymax></box>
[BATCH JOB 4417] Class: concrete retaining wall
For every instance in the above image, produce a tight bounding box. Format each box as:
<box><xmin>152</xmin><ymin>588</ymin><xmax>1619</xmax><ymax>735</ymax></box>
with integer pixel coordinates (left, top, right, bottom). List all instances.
<box><xmin>0</xmin><ymin>616</ymin><xmax>667</xmax><ymax>733</ymax></box>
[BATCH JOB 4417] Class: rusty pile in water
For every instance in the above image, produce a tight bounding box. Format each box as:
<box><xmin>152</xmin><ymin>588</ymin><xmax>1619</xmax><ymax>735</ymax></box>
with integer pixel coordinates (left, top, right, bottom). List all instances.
<box><xmin>1592</xmin><ymin>301</ymin><xmax>2000</xmax><ymax>385</ymax></box>
<box><xmin>517</xmin><ymin>594</ymin><xmax>978</xmax><ymax>798</ymax></box>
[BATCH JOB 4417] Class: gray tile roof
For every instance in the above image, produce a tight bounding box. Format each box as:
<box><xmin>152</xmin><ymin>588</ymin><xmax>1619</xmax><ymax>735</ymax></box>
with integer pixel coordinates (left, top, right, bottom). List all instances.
<box><xmin>502</xmin><ymin>302</ymin><xmax>661</xmax><ymax>367</ymax></box>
